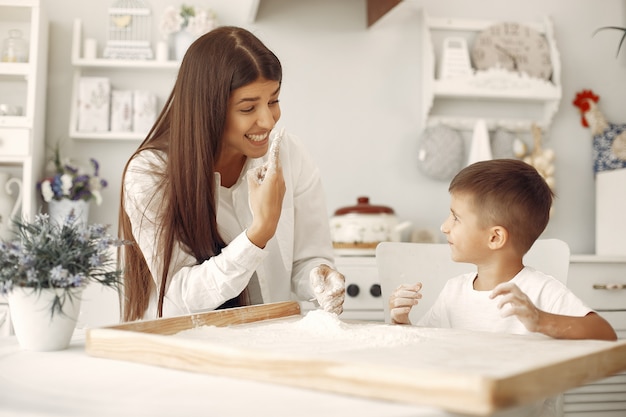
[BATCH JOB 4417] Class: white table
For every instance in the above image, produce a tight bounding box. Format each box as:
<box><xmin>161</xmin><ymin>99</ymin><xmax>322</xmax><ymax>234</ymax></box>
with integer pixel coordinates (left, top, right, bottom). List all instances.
<box><xmin>0</xmin><ymin>331</ymin><xmax>444</xmax><ymax>417</ymax></box>
<box><xmin>0</xmin><ymin>330</ymin><xmax>555</xmax><ymax>417</ymax></box>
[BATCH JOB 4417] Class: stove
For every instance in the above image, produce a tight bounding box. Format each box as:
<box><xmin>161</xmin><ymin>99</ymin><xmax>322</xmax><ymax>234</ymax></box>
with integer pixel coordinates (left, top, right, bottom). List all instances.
<box><xmin>300</xmin><ymin>254</ymin><xmax>384</xmax><ymax>322</ymax></box>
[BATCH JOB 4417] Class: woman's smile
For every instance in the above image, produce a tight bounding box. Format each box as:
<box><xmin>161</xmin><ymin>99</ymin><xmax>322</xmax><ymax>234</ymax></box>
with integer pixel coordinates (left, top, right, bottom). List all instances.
<box><xmin>246</xmin><ymin>132</ymin><xmax>270</xmax><ymax>143</ymax></box>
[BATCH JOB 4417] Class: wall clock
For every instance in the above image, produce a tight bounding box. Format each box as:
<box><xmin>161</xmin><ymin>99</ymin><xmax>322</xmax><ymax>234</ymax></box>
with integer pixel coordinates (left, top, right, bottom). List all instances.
<box><xmin>470</xmin><ymin>22</ymin><xmax>553</xmax><ymax>80</ymax></box>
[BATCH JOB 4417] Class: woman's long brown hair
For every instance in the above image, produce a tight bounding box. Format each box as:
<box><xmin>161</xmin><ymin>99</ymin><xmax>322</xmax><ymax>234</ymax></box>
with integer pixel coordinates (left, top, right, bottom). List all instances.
<box><xmin>118</xmin><ymin>27</ymin><xmax>283</xmax><ymax>321</ymax></box>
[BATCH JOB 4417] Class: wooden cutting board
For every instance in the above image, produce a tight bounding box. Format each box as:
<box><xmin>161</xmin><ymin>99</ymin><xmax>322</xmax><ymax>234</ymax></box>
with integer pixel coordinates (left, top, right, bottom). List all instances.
<box><xmin>86</xmin><ymin>301</ymin><xmax>626</xmax><ymax>416</ymax></box>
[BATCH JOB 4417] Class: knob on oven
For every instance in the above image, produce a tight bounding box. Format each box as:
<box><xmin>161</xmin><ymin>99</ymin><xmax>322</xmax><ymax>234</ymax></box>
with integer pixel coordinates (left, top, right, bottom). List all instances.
<box><xmin>346</xmin><ymin>284</ymin><xmax>360</xmax><ymax>297</ymax></box>
<box><xmin>369</xmin><ymin>284</ymin><xmax>381</xmax><ymax>297</ymax></box>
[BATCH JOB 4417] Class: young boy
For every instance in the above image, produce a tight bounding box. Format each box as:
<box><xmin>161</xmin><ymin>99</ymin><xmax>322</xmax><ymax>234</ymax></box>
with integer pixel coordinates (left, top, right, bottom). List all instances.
<box><xmin>389</xmin><ymin>159</ymin><xmax>617</xmax><ymax>341</ymax></box>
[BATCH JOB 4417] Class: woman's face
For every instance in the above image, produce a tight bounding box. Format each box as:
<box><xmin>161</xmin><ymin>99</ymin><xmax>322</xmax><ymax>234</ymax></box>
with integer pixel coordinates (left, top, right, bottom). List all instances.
<box><xmin>221</xmin><ymin>78</ymin><xmax>281</xmax><ymax>162</ymax></box>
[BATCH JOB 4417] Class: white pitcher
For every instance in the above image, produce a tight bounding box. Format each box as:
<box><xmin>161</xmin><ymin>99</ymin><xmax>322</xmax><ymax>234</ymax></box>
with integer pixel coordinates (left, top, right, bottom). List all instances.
<box><xmin>0</xmin><ymin>172</ymin><xmax>22</xmax><ymax>241</ymax></box>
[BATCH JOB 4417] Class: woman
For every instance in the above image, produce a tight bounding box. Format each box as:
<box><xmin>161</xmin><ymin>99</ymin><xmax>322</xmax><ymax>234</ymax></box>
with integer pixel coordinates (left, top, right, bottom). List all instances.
<box><xmin>119</xmin><ymin>26</ymin><xmax>344</xmax><ymax>321</ymax></box>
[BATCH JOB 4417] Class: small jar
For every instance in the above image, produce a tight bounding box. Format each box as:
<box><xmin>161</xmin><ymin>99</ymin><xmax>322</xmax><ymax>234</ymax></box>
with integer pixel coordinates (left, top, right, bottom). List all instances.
<box><xmin>1</xmin><ymin>29</ymin><xmax>28</xmax><ymax>63</ymax></box>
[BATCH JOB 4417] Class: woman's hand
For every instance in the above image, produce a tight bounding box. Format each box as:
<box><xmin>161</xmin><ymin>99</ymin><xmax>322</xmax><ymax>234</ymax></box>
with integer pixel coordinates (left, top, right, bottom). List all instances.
<box><xmin>310</xmin><ymin>264</ymin><xmax>345</xmax><ymax>315</ymax></box>
<box><xmin>389</xmin><ymin>283</ymin><xmax>422</xmax><ymax>325</ymax></box>
<box><xmin>246</xmin><ymin>148</ymin><xmax>286</xmax><ymax>249</ymax></box>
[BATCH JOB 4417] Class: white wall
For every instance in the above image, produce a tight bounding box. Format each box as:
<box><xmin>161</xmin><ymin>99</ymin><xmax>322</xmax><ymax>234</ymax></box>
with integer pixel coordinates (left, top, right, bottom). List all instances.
<box><xmin>43</xmin><ymin>0</ymin><xmax>626</xmax><ymax>254</ymax></box>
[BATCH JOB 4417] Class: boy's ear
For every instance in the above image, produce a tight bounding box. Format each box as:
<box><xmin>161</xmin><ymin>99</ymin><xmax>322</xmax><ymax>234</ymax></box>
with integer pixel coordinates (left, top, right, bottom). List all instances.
<box><xmin>488</xmin><ymin>225</ymin><xmax>508</xmax><ymax>249</ymax></box>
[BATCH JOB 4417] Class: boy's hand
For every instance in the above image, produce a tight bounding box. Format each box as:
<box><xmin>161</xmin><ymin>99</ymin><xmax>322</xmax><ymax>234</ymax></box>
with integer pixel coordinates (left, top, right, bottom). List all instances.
<box><xmin>389</xmin><ymin>283</ymin><xmax>422</xmax><ymax>325</ymax></box>
<box><xmin>490</xmin><ymin>282</ymin><xmax>540</xmax><ymax>332</ymax></box>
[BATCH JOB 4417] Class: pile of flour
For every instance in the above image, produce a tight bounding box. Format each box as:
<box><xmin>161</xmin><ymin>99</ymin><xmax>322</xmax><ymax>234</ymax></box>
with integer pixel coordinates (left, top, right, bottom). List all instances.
<box><xmin>176</xmin><ymin>310</ymin><xmax>426</xmax><ymax>354</ymax></box>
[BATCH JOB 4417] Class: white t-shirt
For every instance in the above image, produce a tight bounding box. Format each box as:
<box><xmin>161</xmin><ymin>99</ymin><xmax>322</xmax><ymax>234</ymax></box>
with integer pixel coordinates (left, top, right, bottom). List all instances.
<box><xmin>418</xmin><ymin>266</ymin><xmax>592</xmax><ymax>333</ymax></box>
<box><xmin>417</xmin><ymin>266</ymin><xmax>593</xmax><ymax>417</ymax></box>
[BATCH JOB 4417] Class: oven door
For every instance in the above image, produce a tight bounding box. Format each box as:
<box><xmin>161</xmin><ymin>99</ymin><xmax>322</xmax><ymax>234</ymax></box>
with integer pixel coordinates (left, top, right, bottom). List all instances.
<box><xmin>299</xmin><ymin>255</ymin><xmax>384</xmax><ymax>322</ymax></box>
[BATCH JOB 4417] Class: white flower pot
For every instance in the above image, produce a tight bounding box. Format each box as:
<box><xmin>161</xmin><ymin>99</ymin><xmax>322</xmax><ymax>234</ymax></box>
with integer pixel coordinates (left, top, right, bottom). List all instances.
<box><xmin>174</xmin><ymin>30</ymin><xmax>195</xmax><ymax>61</ymax></box>
<box><xmin>48</xmin><ymin>199</ymin><xmax>90</xmax><ymax>228</ymax></box>
<box><xmin>8</xmin><ymin>287</ymin><xmax>83</xmax><ymax>351</ymax></box>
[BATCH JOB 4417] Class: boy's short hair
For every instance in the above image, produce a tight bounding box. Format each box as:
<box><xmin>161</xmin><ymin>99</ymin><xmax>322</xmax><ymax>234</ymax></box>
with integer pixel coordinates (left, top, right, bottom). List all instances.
<box><xmin>449</xmin><ymin>159</ymin><xmax>554</xmax><ymax>254</ymax></box>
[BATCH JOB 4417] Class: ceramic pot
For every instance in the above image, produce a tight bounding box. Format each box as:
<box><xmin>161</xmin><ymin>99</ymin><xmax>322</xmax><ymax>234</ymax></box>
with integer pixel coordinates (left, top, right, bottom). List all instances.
<box><xmin>329</xmin><ymin>196</ymin><xmax>412</xmax><ymax>249</ymax></box>
<box><xmin>48</xmin><ymin>199</ymin><xmax>89</xmax><ymax>228</ymax></box>
<box><xmin>0</xmin><ymin>172</ymin><xmax>22</xmax><ymax>240</ymax></box>
<box><xmin>8</xmin><ymin>287</ymin><xmax>83</xmax><ymax>351</ymax></box>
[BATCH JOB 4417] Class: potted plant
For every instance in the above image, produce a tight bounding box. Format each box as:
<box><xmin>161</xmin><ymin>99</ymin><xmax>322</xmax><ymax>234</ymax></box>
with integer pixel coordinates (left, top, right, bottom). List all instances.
<box><xmin>0</xmin><ymin>213</ymin><xmax>124</xmax><ymax>351</ymax></box>
<box><xmin>38</xmin><ymin>145</ymin><xmax>108</xmax><ymax>227</ymax></box>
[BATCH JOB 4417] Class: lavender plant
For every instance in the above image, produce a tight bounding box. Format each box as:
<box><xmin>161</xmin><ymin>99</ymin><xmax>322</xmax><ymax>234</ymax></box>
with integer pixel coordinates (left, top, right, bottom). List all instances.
<box><xmin>0</xmin><ymin>213</ymin><xmax>124</xmax><ymax>317</ymax></box>
<box><xmin>38</xmin><ymin>146</ymin><xmax>108</xmax><ymax>205</ymax></box>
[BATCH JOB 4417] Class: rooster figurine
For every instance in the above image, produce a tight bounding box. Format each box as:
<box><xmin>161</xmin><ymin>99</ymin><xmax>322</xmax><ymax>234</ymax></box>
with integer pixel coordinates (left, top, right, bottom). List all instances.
<box><xmin>573</xmin><ymin>89</ymin><xmax>626</xmax><ymax>174</ymax></box>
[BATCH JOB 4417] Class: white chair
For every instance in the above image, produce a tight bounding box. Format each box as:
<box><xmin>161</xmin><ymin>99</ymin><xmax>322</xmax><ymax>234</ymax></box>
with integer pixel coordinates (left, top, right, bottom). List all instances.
<box><xmin>376</xmin><ymin>239</ymin><xmax>571</xmax><ymax>324</ymax></box>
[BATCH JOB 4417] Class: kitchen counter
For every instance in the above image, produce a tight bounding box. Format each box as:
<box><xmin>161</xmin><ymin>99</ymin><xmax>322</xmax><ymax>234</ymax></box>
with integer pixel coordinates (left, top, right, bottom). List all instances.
<box><xmin>0</xmin><ymin>330</ymin><xmax>584</xmax><ymax>417</ymax></box>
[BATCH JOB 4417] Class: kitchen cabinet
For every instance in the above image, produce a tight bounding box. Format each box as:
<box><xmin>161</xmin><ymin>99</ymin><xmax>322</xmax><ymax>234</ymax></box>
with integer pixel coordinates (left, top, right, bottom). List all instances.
<box><xmin>420</xmin><ymin>11</ymin><xmax>562</xmax><ymax>131</ymax></box>
<box><xmin>0</xmin><ymin>0</ymin><xmax>47</xmax><ymax>218</ymax></box>
<box><xmin>564</xmin><ymin>255</ymin><xmax>626</xmax><ymax>416</ymax></box>
<box><xmin>250</xmin><ymin>0</ymin><xmax>397</xmax><ymax>27</ymax></box>
<box><xmin>68</xmin><ymin>19</ymin><xmax>178</xmax><ymax>141</ymax></box>
<box><xmin>367</xmin><ymin>0</ymin><xmax>402</xmax><ymax>27</ymax></box>
<box><xmin>0</xmin><ymin>0</ymin><xmax>47</xmax><ymax>336</ymax></box>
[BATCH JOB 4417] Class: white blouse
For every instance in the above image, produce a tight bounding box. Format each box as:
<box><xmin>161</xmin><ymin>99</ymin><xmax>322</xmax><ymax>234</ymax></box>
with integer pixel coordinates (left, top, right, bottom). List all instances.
<box><xmin>123</xmin><ymin>131</ymin><xmax>335</xmax><ymax>319</ymax></box>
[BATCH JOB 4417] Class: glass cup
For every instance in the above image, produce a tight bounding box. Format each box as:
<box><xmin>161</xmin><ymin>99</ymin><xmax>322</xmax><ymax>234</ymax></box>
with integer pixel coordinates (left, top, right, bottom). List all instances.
<box><xmin>1</xmin><ymin>29</ymin><xmax>28</xmax><ymax>63</ymax></box>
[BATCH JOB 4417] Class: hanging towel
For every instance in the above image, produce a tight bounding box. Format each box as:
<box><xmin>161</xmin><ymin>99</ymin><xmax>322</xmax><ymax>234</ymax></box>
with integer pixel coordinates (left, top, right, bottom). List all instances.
<box><xmin>467</xmin><ymin>119</ymin><xmax>492</xmax><ymax>166</ymax></box>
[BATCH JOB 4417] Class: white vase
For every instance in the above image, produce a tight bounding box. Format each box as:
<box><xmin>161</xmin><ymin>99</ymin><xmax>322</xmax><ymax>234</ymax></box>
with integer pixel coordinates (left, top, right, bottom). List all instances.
<box><xmin>48</xmin><ymin>199</ymin><xmax>90</xmax><ymax>228</ymax></box>
<box><xmin>0</xmin><ymin>171</ymin><xmax>22</xmax><ymax>240</ymax></box>
<box><xmin>8</xmin><ymin>287</ymin><xmax>83</xmax><ymax>351</ymax></box>
<box><xmin>173</xmin><ymin>30</ymin><xmax>195</xmax><ymax>61</ymax></box>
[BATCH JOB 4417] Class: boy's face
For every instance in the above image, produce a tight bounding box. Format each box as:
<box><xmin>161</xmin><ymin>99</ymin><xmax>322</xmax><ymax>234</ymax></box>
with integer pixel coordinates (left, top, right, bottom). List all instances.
<box><xmin>441</xmin><ymin>192</ymin><xmax>492</xmax><ymax>264</ymax></box>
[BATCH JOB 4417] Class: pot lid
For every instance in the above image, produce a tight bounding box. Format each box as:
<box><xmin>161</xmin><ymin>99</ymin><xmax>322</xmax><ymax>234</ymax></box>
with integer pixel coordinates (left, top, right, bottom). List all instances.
<box><xmin>334</xmin><ymin>196</ymin><xmax>395</xmax><ymax>215</ymax></box>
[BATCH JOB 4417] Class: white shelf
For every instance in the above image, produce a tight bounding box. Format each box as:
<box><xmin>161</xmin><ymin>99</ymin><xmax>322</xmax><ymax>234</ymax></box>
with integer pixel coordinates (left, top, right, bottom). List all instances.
<box><xmin>72</xmin><ymin>58</ymin><xmax>180</xmax><ymax>70</ymax></box>
<box><xmin>421</xmin><ymin>11</ymin><xmax>562</xmax><ymax>131</ymax></box>
<box><xmin>71</xmin><ymin>19</ymin><xmax>181</xmax><ymax>70</ymax></box>
<box><xmin>0</xmin><ymin>0</ymin><xmax>40</xmax><ymax>6</ymax></box>
<box><xmin>0</xmin><ymin>155</ymin><xmax>28</xmax><ymax>163</ymax></box>
<box><xmin>0</xmin><ymin>116</ymin><xmax>29</xmax><ymax>128</ymax></box>
<box><xmin>0</xmin><ymin>0</ymin><xmax>47</xmax><ymax>221</ymax></box>
<box><xmin>432</xmin><ymin>75</ymin><xmax>561</xmax><ymax>101</ymax></box>
<box><xmin>424</xmin><ymin>116</ymin><xmax>546</xmax><ymax>132</ymax></box>
<box><xmin>0</xmin><ymin>62</ymin><xmax>30</xmax><ymax>76</ymax></box>
<box><xmin>69</xmin><ymin>19</ymin><xmax>179</xmax><ymax>141</ymax></box>
<box><xmin>426</xmin><ymin>16</ymin><xmax>546</xmax><ymax>33</ymax></box>
<box><xmin>68</xmin><ymin>130</ymin><xmax>146</xmax><ymax>141</ymax></box>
